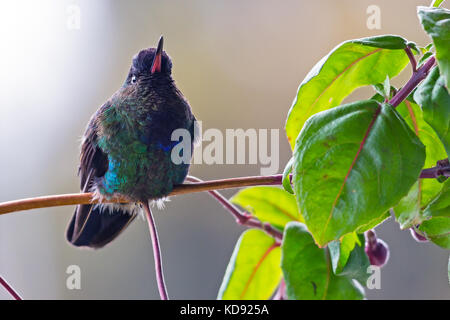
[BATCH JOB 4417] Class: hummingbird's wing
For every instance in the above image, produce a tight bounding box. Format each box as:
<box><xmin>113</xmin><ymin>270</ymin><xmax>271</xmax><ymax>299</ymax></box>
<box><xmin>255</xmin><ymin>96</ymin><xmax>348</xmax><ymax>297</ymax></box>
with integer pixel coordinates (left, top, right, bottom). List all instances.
<box><xmin>66</xmin><ymin>104</ymin><xmax>137</xmax><ymax>249</ymax></box>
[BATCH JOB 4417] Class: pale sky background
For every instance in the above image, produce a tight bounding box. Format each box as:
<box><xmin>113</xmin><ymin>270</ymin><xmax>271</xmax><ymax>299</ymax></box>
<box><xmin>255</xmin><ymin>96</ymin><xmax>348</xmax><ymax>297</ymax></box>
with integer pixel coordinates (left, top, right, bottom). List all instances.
<box><xmin>0</xmin><ymin>0</ymin><xmax>449</xmax><ymax>299</ymax></box>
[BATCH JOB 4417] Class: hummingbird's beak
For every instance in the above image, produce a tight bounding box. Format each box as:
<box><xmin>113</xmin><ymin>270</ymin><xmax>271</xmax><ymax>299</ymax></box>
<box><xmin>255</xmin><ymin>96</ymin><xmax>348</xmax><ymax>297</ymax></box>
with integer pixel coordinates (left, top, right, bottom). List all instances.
<box><xmin>151</xmin><ymin>36</ymin><xmax>164</xmax><ymax>74</ymax></box>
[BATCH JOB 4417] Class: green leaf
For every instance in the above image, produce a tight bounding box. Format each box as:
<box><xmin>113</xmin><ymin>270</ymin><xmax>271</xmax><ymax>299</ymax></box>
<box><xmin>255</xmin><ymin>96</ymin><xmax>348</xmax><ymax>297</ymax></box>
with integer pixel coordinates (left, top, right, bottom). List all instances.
<box><xmin>292</xmin><ymin>100</ymin><xmax>425</xmax><ymax>246</ymax></box>
<box><xmin>281</xmin><ymin>222</ymin><xmax>365</xmax><ymax>300</ymax></box>
<box><xmin>407</xmin><ymin>42</ymin><xmax>421</xmax><ymax>55</ymax></box>
<box><xmin>355</xmin><ymin>211</ymin><xmax>391</xmax><ymax>234</ymax></box>
<box><xmin>282</xmin><ymin>157</ymin><xmax>294</xmax><ymax>194</ymax></box>
<box><xmin>218</xmin><ymin>229</ymin><xmax>281</xmax><ymax>300</ymax></box>
<box><xmin>418</xmin><ymin>6</ymin><xmax>450</xmax><ymax>87</ymax></box>
<box><xmin>351</xmin><ymin>35</ymin><xmax>409</xmax><ymax>50</ymax></box>
<box><xmin>419</xmin><ymin>216</ymin><xmax>450</xmax><ymax>249</ymax></box>
<box><xmin>372</xmin><ymin>83</ymin><xmax>398</xmax><ymax>101</ymax></box>
<box><xmin>285</xmin><ymin>35</ymin><xmax>411</xmax><ymax>149</ymax></box>
<box><xmin>328</xmin><ymin>233</ymin><xmax>357</xmax><ymax>274</ymax></box>
<box><xmin>393</xmin><ymin>182</ymin><xmax>423</xmax><ymax>228</ymax></box>
<box><xmin>393</xmin><ymin>99</ymin><xmax>447</xmax><ymax>228</ymax></box>
<box><xmin>328</xmin><ymin>233</ymin><xmax>370</xmax><ymax>284</ymax></box>
<box><xmin>414</xmin><ymin>67</ymin><xmax>450</xmax><ymax>157</ymax></box>
<box><xmin>231</xmin><ymin>186</ymin><xmax>302</xmax><ymax>228</ymax></box>
<box><xmin>423</xmin><ymin>179</ymin><xmax>450</xmax><ymax>218</ymax></box>
<box><xmin>372</xmin><ymin>83</ymin><xmax>387</xmax><ymax>98</ymax></box>
<box><xmin>418</xmin><ymin>51</ymin><xmax>434</xmax><ymax>68</ymax></box>
<box><xmin>431</xmin><ymin>0</ymin><xmax>445</xmax><ymax>7</ymax></box>
<box><xmin>417</xmin><ymin>180</ymin><xmax>450</xmax><ymax>249</ymax></box>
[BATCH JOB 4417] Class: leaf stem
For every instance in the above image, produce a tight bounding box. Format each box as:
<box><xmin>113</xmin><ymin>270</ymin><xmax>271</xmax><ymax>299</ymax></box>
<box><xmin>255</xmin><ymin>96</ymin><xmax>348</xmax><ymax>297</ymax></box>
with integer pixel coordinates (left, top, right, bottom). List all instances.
<box><xmin>388</xmin><ymin>56</ymin><xmax>435</xmax><ymax>107</ymax></box>
<box><xmin>0</xmin><ymin>276</ymin><xmax>22</xmax><ymax>300</ymax></box>
<box><xmin>142</xmin><ymin>201</ymin><xmax>169</xmax><ymax>300</ymax></box>
<box><xmin>405</xmin><ymin>46</ymin><xmax>417</xmax><ymax>73</ymax></box>
<box><xmin>186</xmin><ymin>176</ymin><xmax>283</xmax><ymax>240</ymax></box>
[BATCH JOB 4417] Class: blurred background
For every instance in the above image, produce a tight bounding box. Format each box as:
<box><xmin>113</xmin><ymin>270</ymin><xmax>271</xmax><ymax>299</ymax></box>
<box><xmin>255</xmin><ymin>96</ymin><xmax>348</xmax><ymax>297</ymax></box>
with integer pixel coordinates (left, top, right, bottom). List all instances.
<box><xmin>0</xmin><ymin>0</ymin><xmax>449</xmax><ymax>299</ymax></box>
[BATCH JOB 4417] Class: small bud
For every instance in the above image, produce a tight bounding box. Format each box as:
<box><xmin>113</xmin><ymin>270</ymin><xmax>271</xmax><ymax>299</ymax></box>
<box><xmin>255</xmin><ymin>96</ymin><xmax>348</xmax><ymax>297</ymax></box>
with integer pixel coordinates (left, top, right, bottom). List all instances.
<box><xmin>410</xmin><ymin>226</ymin><xmax>428</xmax><ymax>242</ymax></box>
<box><xmin>365</xmin><ymin>230</ymin><xmax>390</xmax><ymax>267</ymax></box>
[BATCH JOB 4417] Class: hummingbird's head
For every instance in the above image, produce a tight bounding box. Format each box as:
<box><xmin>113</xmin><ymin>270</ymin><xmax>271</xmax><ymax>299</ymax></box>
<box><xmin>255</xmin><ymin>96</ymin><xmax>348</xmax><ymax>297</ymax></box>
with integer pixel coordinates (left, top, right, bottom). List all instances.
<box><xmin>125</xmin><ymin>36</ymin><xmax>173</xmax><ymax>85</ymax></box>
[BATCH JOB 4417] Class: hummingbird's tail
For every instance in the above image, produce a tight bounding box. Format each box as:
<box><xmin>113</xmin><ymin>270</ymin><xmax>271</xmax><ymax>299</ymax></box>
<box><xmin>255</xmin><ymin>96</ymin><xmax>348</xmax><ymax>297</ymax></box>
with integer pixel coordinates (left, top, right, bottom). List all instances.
<box><xmin>66</xmin><ymin>203</ymin><xmax>138</xmax><ymax>249</ymax></box>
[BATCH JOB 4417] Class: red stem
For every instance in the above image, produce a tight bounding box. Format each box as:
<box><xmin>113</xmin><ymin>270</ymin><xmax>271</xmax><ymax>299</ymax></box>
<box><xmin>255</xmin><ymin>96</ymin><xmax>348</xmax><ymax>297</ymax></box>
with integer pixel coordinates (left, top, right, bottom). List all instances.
<box><xmin>142</xmin><ymin>201</ymin><xmax>169</xmax><ymax>300</ymax></box>
<box><xmin>273</xmin><ymin>278</ymin><xmax>286</xmax><ymax>300</ymax></box>
<box><xmin>388</xmin><ymin>56</ymin><xmax>435</xmax><ymax>107</ymax></box>
<box><xmin>420</xmin><ymin>159</ymin><xmax>450</xmax><ymax>178</ymax></box>
<box><xmin>0</xmin><ymin>276</ymin><xmax>22</xmax><ymax>300</ymax></box>
<box><xmin>405</xmin><ymin>46</ymin><xmax>417</xmax><ymax>73</ymax></box>
<box><xmin>186</xmin><ymin>176</ymin><xmax>283</xmax><ymax>240</ymax></box>
<box><xmin>0</xmin><ymin>170</ymin><xmax>446</xmax><ymax>217</ymax></box>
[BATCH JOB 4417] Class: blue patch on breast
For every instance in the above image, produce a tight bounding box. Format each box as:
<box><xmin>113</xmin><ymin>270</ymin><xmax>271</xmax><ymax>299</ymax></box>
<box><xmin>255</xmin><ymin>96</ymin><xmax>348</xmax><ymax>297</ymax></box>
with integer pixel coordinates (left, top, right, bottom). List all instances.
<box><xmin>157</xmin><ymin>140</ymin><xmax>180</xmax><ymax>152</ymax></box>
<box><xmin>103</xmin><ymin>158</ymin><xmax>123</xmax><ymax>193</ymax></box>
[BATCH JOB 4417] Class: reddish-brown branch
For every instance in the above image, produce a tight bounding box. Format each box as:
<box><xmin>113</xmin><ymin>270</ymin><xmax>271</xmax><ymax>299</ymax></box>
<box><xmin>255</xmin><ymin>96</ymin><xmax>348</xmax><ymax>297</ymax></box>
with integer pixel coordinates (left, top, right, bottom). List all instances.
<box><xmin>0</xmin><ymin>165</ymin><xmax>447</xmax><ymax>217</ymax></box>
<box><xmin>0</xmin><ymin>276</ymin><xmax>22</xmax><ymax>300</ymax></box>
<box><xmin>405</xmin><ymin>46</ymin><xmax>417</xmax><ymax>73</ymax></box>
<box><xmin>0</xmin><ymin>175</ymin><xmax>284</xmax><ymax>215</ymax></box>
<box><xmin>420</xmin><ymin>159</ymin><xmax>450</xmax><ymax>178</ymax></box>
<box><xmin>389</xmin><ymin>56</ymin><xmax>435</xmax><ymax>107</ymax></box>
<box><xmin>186</xmin><ymin>176</ymin><xmax>283</xmax><ymax>240</ymax></box>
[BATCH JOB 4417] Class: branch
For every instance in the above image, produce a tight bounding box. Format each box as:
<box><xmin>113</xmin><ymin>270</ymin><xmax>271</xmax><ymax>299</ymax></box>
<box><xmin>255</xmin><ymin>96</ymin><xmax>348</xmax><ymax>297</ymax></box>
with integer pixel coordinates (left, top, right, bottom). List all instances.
<box><xmin>420</xmin><ymin>159</ymin><xmax>450</xmax><ymax>179</ymax></box>
<box><xmin>0</xmin><ymin>164</ymin><xmax>447</xmax><ymax>217</ymax></box>
<box><xmin>388</xmin><ymin>56</ymin><xmax>435</xmax><ymax>107</ymax></box>
<box><xmin>0</xmin><ymin>175</ymin><xmax>284</xmax><ymax>215</ymax></box>
<box><xmin>0</xmin><ymin>276</ymin><xmax>22</xmax><ymax>300</ymax></box>
<box><xmin>405</xmin><ymin>46</ymin><xmax>417</xmax><ymax>73</ymax></box>
<box><xmin>186</xmin><ymin>176</ymin><xmax>283</xmax><ymax>240</ymax></box>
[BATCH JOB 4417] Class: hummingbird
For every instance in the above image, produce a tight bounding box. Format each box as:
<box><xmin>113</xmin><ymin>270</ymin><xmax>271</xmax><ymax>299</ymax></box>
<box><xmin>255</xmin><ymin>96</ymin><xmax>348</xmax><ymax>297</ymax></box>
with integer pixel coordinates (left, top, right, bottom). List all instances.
<box><xmin>66</xmin><ymin>36</ymin><xmax>197</xmax><ymax>248</ymax></box>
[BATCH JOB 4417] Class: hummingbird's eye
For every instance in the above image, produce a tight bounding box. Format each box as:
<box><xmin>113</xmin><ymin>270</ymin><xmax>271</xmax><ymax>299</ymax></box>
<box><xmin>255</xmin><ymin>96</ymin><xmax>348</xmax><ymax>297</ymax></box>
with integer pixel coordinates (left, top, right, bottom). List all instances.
<box><xmin>131</xmin><ymin>75</ymin><xmax>137</xmax><ymax>84</ymax></box>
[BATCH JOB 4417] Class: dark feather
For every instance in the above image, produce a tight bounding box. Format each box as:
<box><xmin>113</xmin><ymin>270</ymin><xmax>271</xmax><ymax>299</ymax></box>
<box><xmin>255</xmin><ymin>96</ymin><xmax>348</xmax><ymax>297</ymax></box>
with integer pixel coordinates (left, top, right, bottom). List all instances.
<box><xmin>66</xmin><ymin>204</ymin><xmax>137</xmax><ymax>249</ymax></box>
<box><xmin>67</xmin><ymin>103</ymin><xmax>136</xmax><ymax>248</ymax></box>
<box><xmin>79</xmin><ymin>107</ymin><xmax>108</xmax><ymax>191</ymax></box>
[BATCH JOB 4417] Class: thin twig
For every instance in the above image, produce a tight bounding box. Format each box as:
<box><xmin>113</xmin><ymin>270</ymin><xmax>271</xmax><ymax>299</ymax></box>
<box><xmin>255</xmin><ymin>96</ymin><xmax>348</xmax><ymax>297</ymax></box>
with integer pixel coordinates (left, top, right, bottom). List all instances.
<box><xmin>186</xmin><ymin>176</ymin><xmax>283</xmax><ymax>240</ymax></box>
<box><xmin>0</xmin><ymin>276</ymin><xmax>22</xmax><ymax>300</ymax></box>
<box><xmin>405</xmin><ymin>46</ymin><xmax>417</xmax><ymax>73</ymax></box>
<box><xmin>142</xmin><ymin>201</ymin><xmax>169</xmax><ymax>300</ymax></box>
